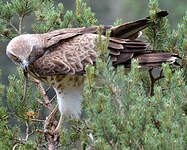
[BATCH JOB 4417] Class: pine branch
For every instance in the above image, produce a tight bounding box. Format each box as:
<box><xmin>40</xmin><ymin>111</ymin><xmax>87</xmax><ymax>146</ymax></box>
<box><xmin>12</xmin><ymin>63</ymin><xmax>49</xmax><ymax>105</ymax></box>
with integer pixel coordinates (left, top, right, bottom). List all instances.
<box><xmin>18</xmin><ymin>14</ymin><xmax>25</xmax><ymax>35</ymax></box>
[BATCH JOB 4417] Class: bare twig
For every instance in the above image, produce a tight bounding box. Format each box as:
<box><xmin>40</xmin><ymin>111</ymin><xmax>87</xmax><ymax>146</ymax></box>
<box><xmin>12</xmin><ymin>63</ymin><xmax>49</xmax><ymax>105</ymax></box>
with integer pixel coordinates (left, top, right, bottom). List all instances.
<box><xmin>46</xmin><ymin>95</ymin><xmax>57</xmax><ymax>105</ymax></box>
<box><xmin>37</xmin><ymin>98</ymin><xmax>53</xmax><ymax>111</ymax></box>
<box><xmin>36</xmin><ymin>129</ymin><xmax>45</xmax><ymax>134</ymax></box>
<box><xmin>12</xmin><ymin>144</ymin><xmax>19</xmax><ymax>150</ymax></box>
<box><xmin>25</xmin><ymin>121</ymin><xmax>29</xmax><ymax>141</ymax></box>
<box><xmin>18</xmin><ymin>14</ymin><xmax>25</xmax><ymax>35</ymax></box>
<box><xmin>72</xmin><ymin>125</ymin><xmax>81</xmax><ymax>133</ymax></box>
<box><xmin>45</xmin><ymin>87</ymin><xmax>51</xmax><ymax>94</ymax></box>
<box><xmin>34</xmin><ymin>79</ymin><xmax>53</xmax><ymax>112</ymax></box>
<box><xmin>13</xmin><ymin>138</ymin><xmax>26</xmax><ymax>145</ymax></box>
<box><xmin>34</xmin><ymin>79</ymin><xmax>49</xmax><ymax>103</ymax></box>
<box><xmin>101</xmin><ymin>122</ymin><xmax>115</xmax><ymax>150</ymax></box>
<box><xmin>9</xmin><ymin>21</ymin><xmax>19</xmax><ymax>34</ymax></box>
<box><xmin>149</xmin><ymin>68</ymin><xmax>164</xmax><ymax>96</ymax></box>
<box><xmin>151</xmin><ymin>114</ymin><xmax>161</xmax><ymax>133</ymax></box>
<box><xmin>31</xmin><ymin>118</ymin><xmax>45</xmax><ymax>122</ymax></box>
<box><xmin>34</xmin><ymin>79</ymin><xmax>61</xmax><ymax>149</ymax></box>
<box><xmin>48</xmin><ymin>141</ymin><xmax>55</xmax><ymax>150</ymax></box>
<box><xmin>44</xmin><ymin>104</ymin><xmax>58</xmax><ymax>130</ymax></box>
<box><xmin>153</xmin><ymin>23</ymin><xmax>157</xmax><ymax>50</ymax></box>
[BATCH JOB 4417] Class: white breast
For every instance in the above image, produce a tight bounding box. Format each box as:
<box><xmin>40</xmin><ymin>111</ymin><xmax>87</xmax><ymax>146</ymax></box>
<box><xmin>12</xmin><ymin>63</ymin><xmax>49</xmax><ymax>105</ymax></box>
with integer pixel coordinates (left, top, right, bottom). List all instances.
<box><xmin>54</xmin><ymin>86</ymin><xmax>83</xmax><ymax>119</ymax></box>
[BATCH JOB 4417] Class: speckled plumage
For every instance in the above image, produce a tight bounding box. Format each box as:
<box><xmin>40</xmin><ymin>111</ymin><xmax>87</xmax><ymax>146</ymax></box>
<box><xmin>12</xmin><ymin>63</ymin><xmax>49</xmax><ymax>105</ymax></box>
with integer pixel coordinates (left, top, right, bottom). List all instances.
<box><xmin>6</xmin><ymin>11</ymin><xmax>180</xmax><ymax>119</ymax></box>
<box><xmin>32</xmin><ymin>34</ymin><xmax>98</xmax><ymax>76</ymax></box>
<box><xmin>46</xmin><ymin>75</ymin><xmax>84</xmax><ymax>118</ymax></box>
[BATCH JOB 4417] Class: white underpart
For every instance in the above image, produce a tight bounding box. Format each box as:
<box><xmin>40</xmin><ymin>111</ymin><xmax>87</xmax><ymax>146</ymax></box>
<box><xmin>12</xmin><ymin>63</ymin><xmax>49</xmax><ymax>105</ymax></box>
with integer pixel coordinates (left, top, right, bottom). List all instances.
<box><xmin>54</xmin><ymin>87</ymin><xmax>83</xmax><ymax>119</ymax></box>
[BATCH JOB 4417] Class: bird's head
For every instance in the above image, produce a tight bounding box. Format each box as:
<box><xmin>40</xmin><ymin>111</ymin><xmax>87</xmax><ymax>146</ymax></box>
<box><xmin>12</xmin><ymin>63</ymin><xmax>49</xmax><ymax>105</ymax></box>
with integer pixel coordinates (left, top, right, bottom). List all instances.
<box><xmin>6</xmin><ymin>34</ymin><xmax>44</xmax><ymax>72</ymax></box>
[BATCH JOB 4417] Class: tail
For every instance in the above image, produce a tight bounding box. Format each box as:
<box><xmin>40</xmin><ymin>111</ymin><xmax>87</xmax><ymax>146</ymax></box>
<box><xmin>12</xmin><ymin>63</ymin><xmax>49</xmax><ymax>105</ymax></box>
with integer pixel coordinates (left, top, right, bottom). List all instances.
<box><xmin>106</xmin><ymin>11</ymin><xmax>180</xmax><ymax>67</ymax></box>
<box><xmin>111</xmin><ymin>11</ymin><xmax>168</xmax><ymax>39</ymax></box>
<box><xmin>118</xmin><ymin>51</ymin><xmax>181</xmax><ymax>68</ymax></box>
<box><xmin>108</xmin><ymin>38</ymin><xmax>180</xmax><ymax>67</ymax></box>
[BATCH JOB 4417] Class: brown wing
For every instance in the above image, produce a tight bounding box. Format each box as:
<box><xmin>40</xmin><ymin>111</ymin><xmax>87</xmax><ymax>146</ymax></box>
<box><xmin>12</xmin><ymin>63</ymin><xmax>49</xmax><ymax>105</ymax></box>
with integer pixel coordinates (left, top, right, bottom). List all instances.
<box><xmin>32</xmin><ymin>34</ymin><xmax>98</xmax><ymax>76</ymax></box>
<box><xmin>31</xmin><ymin>10</ymin><xmax>168</xmax><ymax>61</ymax></box>
<box><xmin>42</xmin><ymin>27</ymin><xmax>98</xmax><ymax>49</ymax></box>
<box><xmin>32</xmin><ymin>33</ymin><xmax>179</xmax><ymax>76</ymax></box>
<box><xmin>30</xmin><ymin>10</ymin><xmax>177</xmax><ymax>76</ymax></box>
<box><xmin>32</xmin><ymin>34</ymin><xmax>150</xmax><ymax>76</ymax></box>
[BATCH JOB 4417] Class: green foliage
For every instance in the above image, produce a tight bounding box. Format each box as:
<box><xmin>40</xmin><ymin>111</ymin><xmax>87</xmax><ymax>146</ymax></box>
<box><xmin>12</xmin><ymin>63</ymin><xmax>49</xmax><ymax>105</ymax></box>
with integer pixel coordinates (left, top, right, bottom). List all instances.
<box><xmin>81</xmin><ymin>28</ymin><xmax>186</xmax><ymax>149</ymax></box>
<box><xmin>33</xmin><ymin>0</ymin><xmax>98</xmax><ymax>33</ymax></box>
<box><xmin>0</xmin><ymin>0</ymin><xmax>41</xmax><ymax>39</ymax></box>
<box><xmin>0</xmin><ymin>0</ymin><xmax>98</xmax><ymax>37</ymax></box>
<box><xmin>0</xmin><ymin>0</ymin><xmax>99</xmax><ymax>149</ymax></box>
<box><xmin>166</xmin><ymin>11</ymin><xmax>187</xmax><ymax>85</ymax></box>
<box><xmin>74</xmin><ymin>0</ymin><xmax>98</xmax><ymax>27</ymax></box>
<box><xmin>166</xmin><ymin>11</ymin><xmax>187</xmax><ymax>54</ymax></box>
<box><xmin>7</xmin><ymin>68</ymin><xmax>42</xmax><ymax>122</ymax></box>
<box><xmin>0</xmin><ymin>69</ymin><xmax>12</xmax><ymax>149</ymax></box>
<box><xmin>143</xmin><ymin>0</ymin><xmax>169</xmax><ymax>50</ymax></box>
<box><xmin>33</xmin><ymin>1</ymin><xmax>73</xmax><ymax>33</ymax></box>
<box><xmin>1</xmin><ymin>68</ymin><xmax>47</xmax><ymax>149</ymax></box>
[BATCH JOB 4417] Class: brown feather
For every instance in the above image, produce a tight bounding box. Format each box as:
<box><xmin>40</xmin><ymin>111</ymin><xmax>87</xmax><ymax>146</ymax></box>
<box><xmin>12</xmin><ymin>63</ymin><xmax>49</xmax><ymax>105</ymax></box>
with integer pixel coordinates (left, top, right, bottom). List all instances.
<box><xmin>114</xmin><ymin>53</ymin><xmax>134</xmax><ymax>65</ymax></box>
<box><xmin>19</xmin><ymin>10</ymin><xmax>178</xmax><ymax>77</ymax></box>
<box><xmin>111</xmin><ymin>11</ymin><xmax>168</xmax><ymax>39</ymax></box>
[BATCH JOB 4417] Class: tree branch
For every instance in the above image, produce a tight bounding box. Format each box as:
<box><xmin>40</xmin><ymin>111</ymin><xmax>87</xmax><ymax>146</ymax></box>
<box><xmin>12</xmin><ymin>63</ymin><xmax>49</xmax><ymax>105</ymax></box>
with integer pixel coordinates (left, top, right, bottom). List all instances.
<box><xmin>34</xmin><ymin>79</ymin><xmax>53</xmax><ymax>112</ymax></box>
<box><xmin>34</xmin><ymin>79</ymin><xmax>60</xmax><ymax>150</ymax></box>
<box><xmin>25</xmin><ymin>121</ymin><xmax>29</xmax><ymax>141</ymax></box>
<box><xmin>9</xmin><ymin>21</ymin><xmax>19</xmax><ymax>34</ymax></box>
<box><xmin>149</xmin><ymin>68</ymin><xmax>164</xmax><ymax>96</ymax></box>
<box><xmin>18</xmin><ymin>14</ymin><xmax>25</xmax><ymax>35</ymax></box>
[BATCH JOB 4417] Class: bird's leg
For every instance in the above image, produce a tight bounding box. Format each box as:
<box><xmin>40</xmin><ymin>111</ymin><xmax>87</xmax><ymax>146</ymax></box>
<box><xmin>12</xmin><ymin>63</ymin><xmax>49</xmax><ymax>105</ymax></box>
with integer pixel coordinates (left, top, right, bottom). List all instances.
<box><xmin>44</xmin><ymin>104</ymin><xmax>64</xmax><ymax>136</ymax></box>
<box><xmin>44</xmin><ymin>104</ymin><xmax>59</xmax><ymax>131</ymax></box>
<box><xmin>54</xmin><ymin>113</ymin><xmax>64</xmax><ymax>135</ymax></box>
<box><xmin>44</xmin><ymin>104</ymin><xmax>61</xmax><ymax>147</ymax></box>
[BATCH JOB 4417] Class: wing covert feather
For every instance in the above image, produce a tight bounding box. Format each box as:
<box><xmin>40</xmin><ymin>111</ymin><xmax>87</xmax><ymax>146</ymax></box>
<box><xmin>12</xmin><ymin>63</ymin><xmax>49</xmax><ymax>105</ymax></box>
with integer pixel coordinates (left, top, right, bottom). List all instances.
<box><xmin>33</xmin><ymin>34</ymin><xmax>98</xmax><ymax>76</ymax></box>
<box><xmin>32</xmin><ymin>34</ymin><xmax>150</xmax><ymax>76</ymax></box>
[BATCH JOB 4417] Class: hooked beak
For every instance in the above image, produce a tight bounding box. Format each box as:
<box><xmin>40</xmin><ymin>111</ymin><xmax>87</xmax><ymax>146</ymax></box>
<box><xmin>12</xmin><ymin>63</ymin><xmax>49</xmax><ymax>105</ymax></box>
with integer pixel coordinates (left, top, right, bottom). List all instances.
<box><xmin>22</xmin><ymin>60</ymin><xmax>29</xmax><ymax>73</ymax></box>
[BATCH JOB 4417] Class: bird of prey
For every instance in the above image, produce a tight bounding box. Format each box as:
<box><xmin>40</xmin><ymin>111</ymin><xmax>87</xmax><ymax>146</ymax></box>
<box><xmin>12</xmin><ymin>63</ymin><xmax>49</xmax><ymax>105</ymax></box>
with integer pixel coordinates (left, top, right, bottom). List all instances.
<box><xmin>6</xmin><ymin>11</ymin><xmax>179</xmax><ymax>135</ymax></box>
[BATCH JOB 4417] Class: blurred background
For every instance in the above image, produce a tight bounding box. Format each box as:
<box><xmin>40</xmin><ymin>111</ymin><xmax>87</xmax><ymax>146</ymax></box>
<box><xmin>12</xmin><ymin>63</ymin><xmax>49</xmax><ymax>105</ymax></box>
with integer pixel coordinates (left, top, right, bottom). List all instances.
<box><xmin>0</xmin><ymin>0</ymin><xmax>186</xmax><ymax>85</ymax></box>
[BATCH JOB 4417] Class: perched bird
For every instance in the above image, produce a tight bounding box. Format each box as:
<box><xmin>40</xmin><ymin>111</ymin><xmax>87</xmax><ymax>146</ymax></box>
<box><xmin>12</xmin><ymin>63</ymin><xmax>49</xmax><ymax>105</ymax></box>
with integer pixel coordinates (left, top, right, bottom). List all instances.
<box><xmin>6</xmin><ymin>11</ymin><xmax>179</xmax><ymax>135</ymax></box>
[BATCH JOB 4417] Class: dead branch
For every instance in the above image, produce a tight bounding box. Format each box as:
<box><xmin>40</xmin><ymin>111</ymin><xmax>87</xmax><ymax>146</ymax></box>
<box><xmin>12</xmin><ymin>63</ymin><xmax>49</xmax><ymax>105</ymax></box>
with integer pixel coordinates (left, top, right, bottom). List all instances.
<box><xmin>25</xmin><ymin>121</ymin><xmax>29</xmax><ymax>141</ymax></box>
<box><xmin>31</xmin><ymin>118</ymin><xmax>45</xmax><ymax>122</ymax></box>
<box><xmin>46</xmin><ymin>95</ymin><xmax>57</xmax><ymax>105</ymax></box>
<box><xmin>34</xmin><ymin>79</ymin><xmax>54</xmax><ymax>112</ymax></box>
<box><xmin>149</xmin><ymin>68</ymin><xmax>164</xmax><ymax>96</ymax></box>
<box><xmin>34</xmin><ymin>79</ymin><xmax>60</xmax><ymax>150</ymax></box>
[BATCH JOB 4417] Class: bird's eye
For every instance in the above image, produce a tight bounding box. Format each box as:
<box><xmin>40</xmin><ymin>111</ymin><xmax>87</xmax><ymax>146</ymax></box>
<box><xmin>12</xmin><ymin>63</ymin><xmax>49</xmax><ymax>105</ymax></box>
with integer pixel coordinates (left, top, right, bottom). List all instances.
<box><xmin>11</xmin><ymin>55</ymin><xmax>18</xmax><ymax>61</ymax></box>
<box><xmin>10</xmin><ymin>55</ymin><xmax>21</xmax><ymax>63</ymax></box>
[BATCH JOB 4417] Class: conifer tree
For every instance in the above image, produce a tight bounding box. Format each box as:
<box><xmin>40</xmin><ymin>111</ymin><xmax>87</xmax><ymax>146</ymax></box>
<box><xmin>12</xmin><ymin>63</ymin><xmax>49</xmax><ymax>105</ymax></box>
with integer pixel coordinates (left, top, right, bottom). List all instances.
<box><xmin>0</xmin><ymin>0</ymin><xmax>186</xmax><ymax>149</ymax></box>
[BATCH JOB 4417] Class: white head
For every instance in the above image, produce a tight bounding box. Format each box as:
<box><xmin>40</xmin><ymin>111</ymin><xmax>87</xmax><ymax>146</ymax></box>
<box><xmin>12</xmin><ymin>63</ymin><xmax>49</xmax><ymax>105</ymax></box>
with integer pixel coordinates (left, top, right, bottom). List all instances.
<box><xmin>6</xmin><ymin>34</ymin><xmax>44</xmax><ymax>70</ymax></box>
